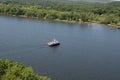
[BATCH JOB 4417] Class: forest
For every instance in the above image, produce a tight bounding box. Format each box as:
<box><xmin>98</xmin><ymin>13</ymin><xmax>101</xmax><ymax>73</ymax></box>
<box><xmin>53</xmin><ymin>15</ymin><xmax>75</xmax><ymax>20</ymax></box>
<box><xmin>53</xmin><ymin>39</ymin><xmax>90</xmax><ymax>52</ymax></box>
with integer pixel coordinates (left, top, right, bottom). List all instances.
<box><xmin>0</xmin><ymin>0</ymin><xmax>120</xmax><ymax>28</ymax></box>
<box><xmin>0</xmin><ymin>59</ymin><xmax>50</xmax><ymax>80</ymax></box>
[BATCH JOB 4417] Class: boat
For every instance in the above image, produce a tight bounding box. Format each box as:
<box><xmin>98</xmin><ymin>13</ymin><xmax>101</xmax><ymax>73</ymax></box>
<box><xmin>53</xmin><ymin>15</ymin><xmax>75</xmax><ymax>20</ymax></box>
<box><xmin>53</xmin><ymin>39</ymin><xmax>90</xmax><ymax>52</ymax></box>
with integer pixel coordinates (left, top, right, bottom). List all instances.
<box><xmin>48</xmin><ymin>39</ymin><xmax>60</xmax><ymax>47</ymax></box>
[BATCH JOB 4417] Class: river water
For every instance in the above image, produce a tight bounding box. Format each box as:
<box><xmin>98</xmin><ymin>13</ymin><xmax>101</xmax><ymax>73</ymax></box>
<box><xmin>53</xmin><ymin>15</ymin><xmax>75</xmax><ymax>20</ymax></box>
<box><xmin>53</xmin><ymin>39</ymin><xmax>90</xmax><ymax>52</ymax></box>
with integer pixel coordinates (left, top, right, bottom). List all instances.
<box><xmin>0</xmin><ymin>16</ymin><xmax>120</xmax><ymax>80</ymax></box>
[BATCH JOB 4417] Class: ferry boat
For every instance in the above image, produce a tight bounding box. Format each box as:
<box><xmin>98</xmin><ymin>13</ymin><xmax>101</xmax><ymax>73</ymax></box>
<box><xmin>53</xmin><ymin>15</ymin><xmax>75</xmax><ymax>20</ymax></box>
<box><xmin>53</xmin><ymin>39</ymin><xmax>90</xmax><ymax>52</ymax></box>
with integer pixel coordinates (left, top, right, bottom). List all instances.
<box><xmin>48</xmin><ymin>39</ymin><xmax>60</xmax><ymax>47</ymax></box>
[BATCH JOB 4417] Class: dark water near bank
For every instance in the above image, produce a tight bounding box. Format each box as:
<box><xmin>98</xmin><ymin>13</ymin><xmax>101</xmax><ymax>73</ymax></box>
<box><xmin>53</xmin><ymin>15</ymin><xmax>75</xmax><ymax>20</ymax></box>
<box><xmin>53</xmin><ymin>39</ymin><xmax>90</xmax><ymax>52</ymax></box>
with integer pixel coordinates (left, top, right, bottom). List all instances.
<box><xmin>0</xmin><ymin>16</ymin><xmax>120</xmax><ymax>80</ymax></box>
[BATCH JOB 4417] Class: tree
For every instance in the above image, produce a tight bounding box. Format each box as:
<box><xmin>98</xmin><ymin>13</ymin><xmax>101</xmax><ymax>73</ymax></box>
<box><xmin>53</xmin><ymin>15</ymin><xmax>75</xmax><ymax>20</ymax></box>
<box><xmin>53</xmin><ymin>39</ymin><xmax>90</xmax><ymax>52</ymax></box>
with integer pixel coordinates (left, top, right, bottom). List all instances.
<box><xmin>0</xmin><ymin>59</ymin><xmax>50</xmax><ymax>80</ymax></box>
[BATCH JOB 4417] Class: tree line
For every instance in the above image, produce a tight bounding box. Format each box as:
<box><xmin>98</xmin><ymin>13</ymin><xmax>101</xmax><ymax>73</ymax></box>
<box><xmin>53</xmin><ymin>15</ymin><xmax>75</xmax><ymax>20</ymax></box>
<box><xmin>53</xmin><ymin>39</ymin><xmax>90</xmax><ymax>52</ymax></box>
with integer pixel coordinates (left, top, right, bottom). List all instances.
<box><xmin>0</xmin><ymin>1</ymin><xmax>120</xmax><ymax>27</ymax></box>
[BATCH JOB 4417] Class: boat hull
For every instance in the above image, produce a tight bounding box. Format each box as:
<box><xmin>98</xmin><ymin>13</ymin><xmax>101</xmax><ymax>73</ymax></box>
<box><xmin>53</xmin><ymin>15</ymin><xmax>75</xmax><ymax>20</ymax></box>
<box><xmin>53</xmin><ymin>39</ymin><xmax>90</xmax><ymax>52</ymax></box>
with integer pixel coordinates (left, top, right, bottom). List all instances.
<box><xmin>48</xmin><ymin>43</ymin><xmax>60</xmax><ymax>47</ymax></box>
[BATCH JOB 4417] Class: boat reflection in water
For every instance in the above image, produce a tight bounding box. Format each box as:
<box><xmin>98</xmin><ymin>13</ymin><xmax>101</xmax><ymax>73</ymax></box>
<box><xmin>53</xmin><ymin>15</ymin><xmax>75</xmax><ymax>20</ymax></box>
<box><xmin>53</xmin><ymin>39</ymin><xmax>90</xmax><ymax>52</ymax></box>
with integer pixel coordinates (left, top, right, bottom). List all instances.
<box><xmin>48</xmin><ymin>39</ymin><xmax>60</xmax><ymax>47</ymax></box>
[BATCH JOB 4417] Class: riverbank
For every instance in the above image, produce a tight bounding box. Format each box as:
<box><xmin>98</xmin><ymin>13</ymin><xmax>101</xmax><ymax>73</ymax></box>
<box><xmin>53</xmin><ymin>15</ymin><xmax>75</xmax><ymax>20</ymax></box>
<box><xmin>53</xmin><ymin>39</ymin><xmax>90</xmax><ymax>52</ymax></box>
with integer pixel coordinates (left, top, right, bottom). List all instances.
<box><xmin>1</xmin><ymin>14</ymin><xmax>119</xmax><ymax>29</ymax></box>
<box><xmin>0</xmin><ymin>3</ymin><xmax>120</xmax><ymax>29</ymax></box>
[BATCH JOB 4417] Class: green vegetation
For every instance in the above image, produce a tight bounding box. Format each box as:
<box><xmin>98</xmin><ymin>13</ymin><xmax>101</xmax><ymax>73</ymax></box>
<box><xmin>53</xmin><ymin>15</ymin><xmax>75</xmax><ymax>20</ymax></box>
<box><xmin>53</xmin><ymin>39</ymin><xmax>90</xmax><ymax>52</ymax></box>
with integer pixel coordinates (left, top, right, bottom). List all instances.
<box><xmin>0</xmin><ymin>0</ymin><xmax>120</xmax><ymax>28</ymax></box>
<box><xmin>0</xmin><ymin>59</ymin><xmax>50</xmax><ymax>80</ymax></box>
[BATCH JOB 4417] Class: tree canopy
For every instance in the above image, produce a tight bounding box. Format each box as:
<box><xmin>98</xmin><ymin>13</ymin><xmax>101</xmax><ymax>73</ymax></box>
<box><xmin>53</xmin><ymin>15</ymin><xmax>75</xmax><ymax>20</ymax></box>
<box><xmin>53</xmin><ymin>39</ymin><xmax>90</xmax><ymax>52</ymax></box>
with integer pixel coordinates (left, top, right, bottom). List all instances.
<box><xmin>0</xmin><ymin>59</ymin><xmax>50</xmax><ymax>80</ymax></box>
<box><xmin>0</xmin><ymin>0</ymin><xmax>120</xmax><ymax>27</ymax></box>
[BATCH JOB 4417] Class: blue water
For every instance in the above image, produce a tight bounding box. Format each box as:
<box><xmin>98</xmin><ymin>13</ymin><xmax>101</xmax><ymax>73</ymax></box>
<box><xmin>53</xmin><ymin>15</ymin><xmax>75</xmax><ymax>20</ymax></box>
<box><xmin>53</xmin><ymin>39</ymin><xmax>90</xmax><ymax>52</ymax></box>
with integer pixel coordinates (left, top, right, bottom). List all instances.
<box><xmin>0</xmin><ymin>16</ymin><xmax>120</xmax><ymax>80</ymax></box>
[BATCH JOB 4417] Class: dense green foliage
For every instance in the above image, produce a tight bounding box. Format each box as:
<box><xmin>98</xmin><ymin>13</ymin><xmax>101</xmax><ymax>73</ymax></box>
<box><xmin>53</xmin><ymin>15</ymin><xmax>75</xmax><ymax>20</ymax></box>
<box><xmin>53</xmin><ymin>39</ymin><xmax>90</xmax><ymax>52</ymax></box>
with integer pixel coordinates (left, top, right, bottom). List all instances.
<box><xmin>0</xmin><ymin>1</ymin><xmax>120</xmax><ymax>27</ymax></box>
<box><xmin>0</xmin><ymin>59</ymin><xmax>50</xmax><ymax>80</ymax></box>
<box><xmin>0</xmin><ymin>0</ymin><xmax>114</xmax><ymax>4</ymax></box>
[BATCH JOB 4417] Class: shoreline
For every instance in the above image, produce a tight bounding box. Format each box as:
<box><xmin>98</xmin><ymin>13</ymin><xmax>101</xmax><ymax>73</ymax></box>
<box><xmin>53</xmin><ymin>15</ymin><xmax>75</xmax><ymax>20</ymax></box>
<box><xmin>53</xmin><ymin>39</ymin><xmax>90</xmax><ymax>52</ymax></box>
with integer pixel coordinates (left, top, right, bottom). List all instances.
<box><xmin>0</xmin><ymin>14</ymin><xmax>120</xmax><ymax>29</ymax></box>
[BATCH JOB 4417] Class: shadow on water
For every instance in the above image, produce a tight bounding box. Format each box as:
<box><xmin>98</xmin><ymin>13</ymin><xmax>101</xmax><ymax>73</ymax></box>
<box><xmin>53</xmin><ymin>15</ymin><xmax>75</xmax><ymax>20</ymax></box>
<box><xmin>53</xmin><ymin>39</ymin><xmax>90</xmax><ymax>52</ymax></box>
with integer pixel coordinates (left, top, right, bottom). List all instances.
<box><xmin>80</xmin><ymin>23</ymin><xmax>89</xmax><ymax>27</ymax></box>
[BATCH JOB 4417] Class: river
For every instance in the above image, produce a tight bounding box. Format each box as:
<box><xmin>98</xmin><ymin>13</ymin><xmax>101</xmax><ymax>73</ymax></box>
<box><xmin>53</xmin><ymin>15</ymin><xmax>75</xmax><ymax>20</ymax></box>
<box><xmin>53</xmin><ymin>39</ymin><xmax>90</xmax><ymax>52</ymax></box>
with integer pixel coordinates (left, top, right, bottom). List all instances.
<box><xmin>0</xmin><ymin>16</ymin><xmax>120</xmax><ymax>80</ymax></box>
